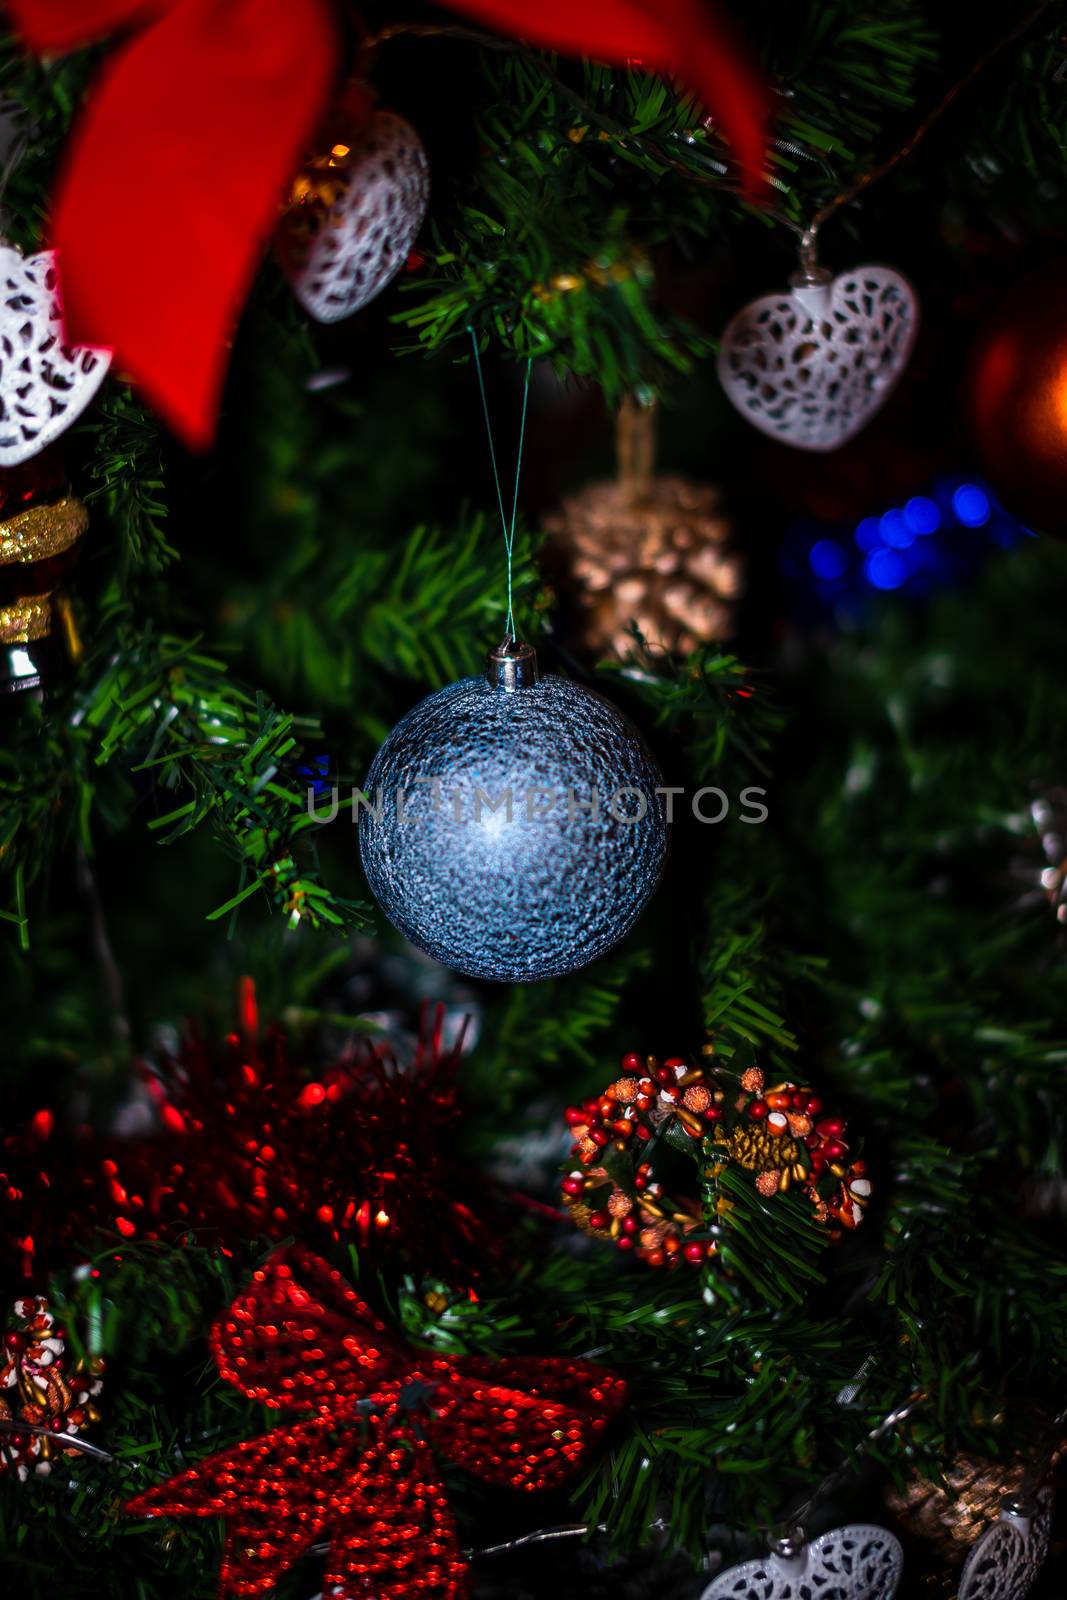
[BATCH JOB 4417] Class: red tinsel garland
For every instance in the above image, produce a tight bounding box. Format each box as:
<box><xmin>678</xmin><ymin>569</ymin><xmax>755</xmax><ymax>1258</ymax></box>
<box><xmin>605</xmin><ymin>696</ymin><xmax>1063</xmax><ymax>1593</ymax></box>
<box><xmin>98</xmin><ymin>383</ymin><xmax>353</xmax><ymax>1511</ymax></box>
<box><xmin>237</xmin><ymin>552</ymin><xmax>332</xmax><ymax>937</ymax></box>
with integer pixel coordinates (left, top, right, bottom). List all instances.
<box><xmin>1</xmin><ymin>1005</ymin><xmax>492</xmax><ymax>1285</ymax></box>
<box><xmin>125</xmin><ymin>1245</ymin><xmax>626</xmax><ymax>1599</ymax></box>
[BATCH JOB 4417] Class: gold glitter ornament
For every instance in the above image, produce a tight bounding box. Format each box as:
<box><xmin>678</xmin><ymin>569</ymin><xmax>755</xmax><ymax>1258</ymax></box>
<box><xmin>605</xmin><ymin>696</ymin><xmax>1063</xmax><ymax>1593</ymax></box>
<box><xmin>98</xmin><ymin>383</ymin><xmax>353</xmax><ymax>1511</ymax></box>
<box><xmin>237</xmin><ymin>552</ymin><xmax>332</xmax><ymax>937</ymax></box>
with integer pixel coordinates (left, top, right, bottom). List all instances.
<box><xmin>0</xmin><ymin>595</ymin><xmax>52</xmax><ymax>644</ymax></box>
<box><xmin>0</xmin><ymin>496</ymin><xmax>88</xmax><ymax>563</ymax></box>
<box><xmin>545</xmin><ymin>397</ymin><xmax>744</xmax><ymax>658</ymax></box>
<box><xmin>0</xmin><ymin>455</ymin><xmax>88</xmax><ymax>693</ymax></box>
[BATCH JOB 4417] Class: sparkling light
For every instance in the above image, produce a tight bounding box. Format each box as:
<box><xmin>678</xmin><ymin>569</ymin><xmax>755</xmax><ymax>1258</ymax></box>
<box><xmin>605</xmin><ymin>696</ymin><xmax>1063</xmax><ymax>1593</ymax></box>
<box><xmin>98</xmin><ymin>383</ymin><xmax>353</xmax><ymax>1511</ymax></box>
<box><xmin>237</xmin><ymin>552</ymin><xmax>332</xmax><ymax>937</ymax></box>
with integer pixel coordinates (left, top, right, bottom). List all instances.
<box><xmin>952</xmin><ymin>483</ymin><xmax>991</xmax><ymax>527</ymax></box>
<box><xmin>879</xmin><ymin>509</ymin><xmax>914</xmax><ymax>549</ymax></box>
<box><xmin>904</xmin><ymin>496</ymin><xmax>941</xmax><ymax>535</ymax></box>
<box><xmin>865</xmin><ymin>549</ymin><xmax>907</xmax><ymax>590</ymax></box>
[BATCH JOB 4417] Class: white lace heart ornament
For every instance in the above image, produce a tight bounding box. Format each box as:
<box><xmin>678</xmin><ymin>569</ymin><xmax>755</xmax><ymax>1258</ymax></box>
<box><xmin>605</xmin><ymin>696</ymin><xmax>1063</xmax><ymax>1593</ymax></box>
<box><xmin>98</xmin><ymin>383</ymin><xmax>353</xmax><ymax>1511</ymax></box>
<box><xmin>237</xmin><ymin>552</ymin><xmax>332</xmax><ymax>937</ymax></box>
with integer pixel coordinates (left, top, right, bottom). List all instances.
<box><xmin>277</xmin><ymin>110</ymin><xmax>429</xmax><ymax>324</ymax></box>
<box><xmin>957</xmin><ymin>1491</ymin><xmax>1051</xmax><ymax>1600</ymax></box>
<box><xmin>717</xmin><ymin>265</ymin><xmax>918</xmax><ymax>452</ymax></box>
<box><xmin>700</xmin><ymin>1523</ymin><xmax>904</xmax><ymax>1600</ymax></box>
<box><xmin>0</xmin><ymin>246</ymin><xmax>111</xmax><ymax>466</ymax></box>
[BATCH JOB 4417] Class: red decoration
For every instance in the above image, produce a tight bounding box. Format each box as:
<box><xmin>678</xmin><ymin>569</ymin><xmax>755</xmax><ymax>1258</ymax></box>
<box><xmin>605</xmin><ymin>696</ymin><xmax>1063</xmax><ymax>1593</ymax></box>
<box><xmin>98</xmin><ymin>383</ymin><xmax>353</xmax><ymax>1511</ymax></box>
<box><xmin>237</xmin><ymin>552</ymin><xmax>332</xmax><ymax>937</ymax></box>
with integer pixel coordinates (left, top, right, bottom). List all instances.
<box><xmin>9</xmin><ymin>0</ymin><xmax>339</xmax><ymax>450</ymax></box>
<box><xmin>562</xmin><ymin>1054</ymin><xmax>721</xmax><ymax>1267</ymax></box>
<box><xmin>1</xmin><ymin>1003</ymin><xmax>492</xmax><ymax>1284</ymax></box>
<box><xmin>561</xmin><ymin>1053</ymin><xmax>873</xmax><ymax>1266</ymax></box>
<box><xmin>446</xmin><ymin>0</ymin><xmax>769</xmax><ymax>187</ymax></box>
<box><xmin>8</xmin><ymin>0</ymin><xmax>767</xmax><ymax>450</ymax></box>
<box><xmin>966</xmin><ymin>261</ymin><xmax>1067</xmax><ymax>538</ymax></box>
<box><xmin>125</xmin><ymin>1246</ymin><xmax>625</xmax><ymax>1598</ymax></box>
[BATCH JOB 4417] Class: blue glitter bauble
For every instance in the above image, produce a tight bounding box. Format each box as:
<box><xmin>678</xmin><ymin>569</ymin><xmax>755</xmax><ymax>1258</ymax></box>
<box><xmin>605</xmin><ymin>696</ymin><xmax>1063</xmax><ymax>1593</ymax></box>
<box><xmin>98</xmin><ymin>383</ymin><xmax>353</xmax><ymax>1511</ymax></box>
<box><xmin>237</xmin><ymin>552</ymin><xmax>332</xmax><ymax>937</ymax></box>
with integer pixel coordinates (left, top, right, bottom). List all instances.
<box><xmin>359</xmin><ymin>644</ymin><xmax>668</xmax><ymax>981</ymax></box>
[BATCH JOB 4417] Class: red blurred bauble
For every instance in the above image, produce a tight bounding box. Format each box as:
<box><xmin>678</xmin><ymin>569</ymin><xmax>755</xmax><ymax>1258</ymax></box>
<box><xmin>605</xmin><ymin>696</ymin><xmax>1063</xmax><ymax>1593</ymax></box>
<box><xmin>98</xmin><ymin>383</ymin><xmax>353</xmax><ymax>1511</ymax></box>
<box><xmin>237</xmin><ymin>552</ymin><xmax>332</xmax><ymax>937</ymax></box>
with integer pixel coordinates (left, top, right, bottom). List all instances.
<box><xmin>967</xmin><ymin>262</ymin><xmax>1067</xmax><ymax>537</ymax></box>
<box><xmin>1</xmin><ymin>999</ymin><xmax>494</xmax><ymax>1287</ymax></box>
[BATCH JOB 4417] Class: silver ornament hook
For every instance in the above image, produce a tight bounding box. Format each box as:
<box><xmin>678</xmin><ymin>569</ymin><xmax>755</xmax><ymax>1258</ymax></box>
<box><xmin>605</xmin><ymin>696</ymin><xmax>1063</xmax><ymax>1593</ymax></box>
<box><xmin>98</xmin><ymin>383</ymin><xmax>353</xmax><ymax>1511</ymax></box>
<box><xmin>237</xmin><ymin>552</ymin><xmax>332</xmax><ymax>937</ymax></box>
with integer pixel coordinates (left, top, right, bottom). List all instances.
<box><xmin>485</xmin><ymin>637</ymin><xmax>539</xmax><ymax>692</ymax></box>
<box><xmin>769</xmin><ymin>1526</ymin><xmax>807</xmax><ymax>1568</ymax></box>
<box><xmin>796</xmin><ymin>225</ymin><xmax>820</xmax><ymax>282</ymax></box>
<box><xmin>999</xmin><ymin>1490</ymin><xmax>1038</xmax><ymax>1539</ymax></box>
<box><xmin>788</xmin><ymin>226</ymin><xmax>835</xmax><ymax>319</ymax></box>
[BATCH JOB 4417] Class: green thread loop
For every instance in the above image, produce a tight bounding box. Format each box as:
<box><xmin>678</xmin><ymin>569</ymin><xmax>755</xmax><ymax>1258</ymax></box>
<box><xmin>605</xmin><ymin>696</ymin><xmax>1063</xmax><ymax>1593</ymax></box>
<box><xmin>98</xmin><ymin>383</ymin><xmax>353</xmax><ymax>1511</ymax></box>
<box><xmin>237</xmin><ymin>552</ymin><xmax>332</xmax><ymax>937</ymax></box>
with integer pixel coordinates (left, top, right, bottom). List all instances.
<box><xmin>469</xmin><ymin>328</ymin><xmax>532</xmax><ymax>643</ymax></box>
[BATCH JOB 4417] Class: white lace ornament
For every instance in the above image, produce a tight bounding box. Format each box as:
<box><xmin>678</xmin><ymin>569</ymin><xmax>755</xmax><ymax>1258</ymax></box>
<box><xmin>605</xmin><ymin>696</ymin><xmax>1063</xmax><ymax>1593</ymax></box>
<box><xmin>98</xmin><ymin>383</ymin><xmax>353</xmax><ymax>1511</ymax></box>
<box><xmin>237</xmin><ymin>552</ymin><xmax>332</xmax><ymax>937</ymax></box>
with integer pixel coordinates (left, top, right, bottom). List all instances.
<box><xmin>278</xmin><ymin>111</ymin><xmax>429</xmax><ymax>324</ymax></box>
<box><xmin>957</xmin><ymin>1492</ymin><xmax>1052</xmax><ymax>1600</ymax></box>
<box><xmin>700</xmin><ymin>1525</ymin><xmax>904</xmax><ymax>1600</ymax></box>
<box><xmin>717</xmin><ymin>265</ymin><xmax>918</xmax><ymax>453</ymax></box>
<box><xmin>0</xmin><ymin>246</ymin><xmax>111</xmax><ymax>466</ymax></box>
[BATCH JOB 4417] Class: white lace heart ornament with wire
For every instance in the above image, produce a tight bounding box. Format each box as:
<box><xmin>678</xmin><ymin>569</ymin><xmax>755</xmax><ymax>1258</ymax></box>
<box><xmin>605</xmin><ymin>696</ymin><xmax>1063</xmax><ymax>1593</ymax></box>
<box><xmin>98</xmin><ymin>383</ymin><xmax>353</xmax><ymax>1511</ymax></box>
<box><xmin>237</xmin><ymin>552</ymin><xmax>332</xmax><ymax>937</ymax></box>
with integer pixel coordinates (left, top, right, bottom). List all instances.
<box><xmin>277</xmin><ymin>110</ymin><xmax>429</xmax><ymax>324</ymax></box>
<box><xmin>0</xmin><ymin>245</ymin><xmax>111</xmax><ymax>466</ymax></box>
<box><xmin>717</xmin><ymin>265</ymin><xmax>918</xmax><ymax>452</ymax></box>
<box><xmin>957</xmin><ymin>1491</ymin><xmax>1052</xmax><ymax>1600</ymax></box>
<box><xmin>700</xmin><ymin>1524</ymin><xmax>904</xmax><ymax>1600</ymax></box>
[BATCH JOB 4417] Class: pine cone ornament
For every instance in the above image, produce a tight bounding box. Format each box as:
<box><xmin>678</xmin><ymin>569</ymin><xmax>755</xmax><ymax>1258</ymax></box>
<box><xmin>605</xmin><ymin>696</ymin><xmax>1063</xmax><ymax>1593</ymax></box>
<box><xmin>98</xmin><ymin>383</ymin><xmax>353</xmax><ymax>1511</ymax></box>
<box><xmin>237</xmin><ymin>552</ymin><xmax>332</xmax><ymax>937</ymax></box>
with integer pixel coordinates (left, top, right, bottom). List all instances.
<box><xmin>884</xmin><ymin>1446</ymin><xmax>1061</xmax><ymax>1596</ymax></box>
<box><xmin>885</xmin><ymin>1456</ymin><xmax>1033</xmax><ymax>1566</ymax></box>
<box><xmin>1001</xmin><ymin>787</ymin><xmax>1067</xmax><ymax>962</ymax></box>
<box><xmin>545</xmin><ymin>398</ymin><xmax>743</xmax><ymax>658</ymax></box>
<box><xmin>1024</xmin><ymin>789</ymin><xmax>1067</xmax><ymax>927</ymax></box>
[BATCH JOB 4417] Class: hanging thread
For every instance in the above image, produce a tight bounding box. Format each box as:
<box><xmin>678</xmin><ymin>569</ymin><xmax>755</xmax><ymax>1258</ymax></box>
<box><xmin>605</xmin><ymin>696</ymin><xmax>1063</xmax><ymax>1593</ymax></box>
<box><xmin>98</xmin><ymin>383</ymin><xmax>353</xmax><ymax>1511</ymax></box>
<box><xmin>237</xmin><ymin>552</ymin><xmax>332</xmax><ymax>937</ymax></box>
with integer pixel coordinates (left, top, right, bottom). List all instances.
<box><xmin>469</xmin><ymin>327</ymin><xmax>532</xmax><ymax>643</ymax></box>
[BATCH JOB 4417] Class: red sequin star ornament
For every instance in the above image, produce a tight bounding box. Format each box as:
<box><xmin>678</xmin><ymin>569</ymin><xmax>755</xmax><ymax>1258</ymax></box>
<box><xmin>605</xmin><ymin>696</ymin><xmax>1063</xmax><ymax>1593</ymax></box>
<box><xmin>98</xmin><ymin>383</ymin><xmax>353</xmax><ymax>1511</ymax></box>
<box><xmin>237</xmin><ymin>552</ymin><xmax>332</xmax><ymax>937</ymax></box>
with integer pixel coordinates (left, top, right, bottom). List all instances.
<box><xmin>125</xmin><ymin>1246</ymin><xmax>625</xmax><ymax>1598</ymax></box>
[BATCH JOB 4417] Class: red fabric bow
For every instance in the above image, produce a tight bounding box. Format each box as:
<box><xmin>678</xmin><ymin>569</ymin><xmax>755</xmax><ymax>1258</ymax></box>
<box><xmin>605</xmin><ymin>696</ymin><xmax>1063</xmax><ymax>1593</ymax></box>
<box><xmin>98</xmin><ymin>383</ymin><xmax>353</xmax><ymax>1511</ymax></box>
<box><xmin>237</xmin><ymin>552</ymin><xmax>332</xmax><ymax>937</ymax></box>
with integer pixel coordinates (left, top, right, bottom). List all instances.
<box><xmin>125</xmin><ymin>1246</ymin><xmax>626</xmax><ymax>1598</ymax></box>
<box><xmin>9</xmin><ymin>0</ymin><xmax>767</xmax><ymax>451</ymax></box>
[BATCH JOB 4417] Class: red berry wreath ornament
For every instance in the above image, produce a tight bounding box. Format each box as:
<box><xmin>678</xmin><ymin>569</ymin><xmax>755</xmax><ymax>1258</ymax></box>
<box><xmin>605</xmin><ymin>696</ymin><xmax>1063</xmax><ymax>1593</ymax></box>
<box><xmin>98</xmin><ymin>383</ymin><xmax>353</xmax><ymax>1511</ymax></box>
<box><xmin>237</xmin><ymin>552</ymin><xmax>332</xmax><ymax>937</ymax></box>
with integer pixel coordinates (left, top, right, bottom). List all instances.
<box><xmin>561</xmin><ymin>1052</ymin><xmax>872</xmax><ymax>1269</ymax></box>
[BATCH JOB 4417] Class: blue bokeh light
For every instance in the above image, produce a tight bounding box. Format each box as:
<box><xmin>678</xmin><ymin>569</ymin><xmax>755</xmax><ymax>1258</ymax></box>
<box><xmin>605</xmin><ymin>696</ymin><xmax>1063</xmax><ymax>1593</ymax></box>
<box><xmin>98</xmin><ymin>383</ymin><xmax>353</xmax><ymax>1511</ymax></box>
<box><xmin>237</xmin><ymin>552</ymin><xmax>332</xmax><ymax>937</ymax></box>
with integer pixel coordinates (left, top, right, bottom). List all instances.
<box><xmin>952</xmin><ymin>483</ymin><xmax>991</xmax><ymax>527</ymax></box>
<box><xmin>809</xmin><ymin>538</ymin><xmax>849</xmax><ymax>579</ymax></box>
<box><xmin>879</xmin><ymin>508</ymin><xmax>914</xmax><ymax>549</ymax></box>
<box><xmin>904</xmin><ymin>496</ymin><xmax>941</xmax><ymax>535</ymax></box>
<box><xmin>855</xmin><ymin>516</ymin><xmax>883</xmax><ymax>552</ymax></box>
<box><xmin>865</xmin><ymin>548</ymin><xmax>908</xmax><ymax>590</ymax></box>
<box><xmin>784</xmin><ymin>473</ymin><xmax>1027</xmax><ymax>614</ymax></box>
